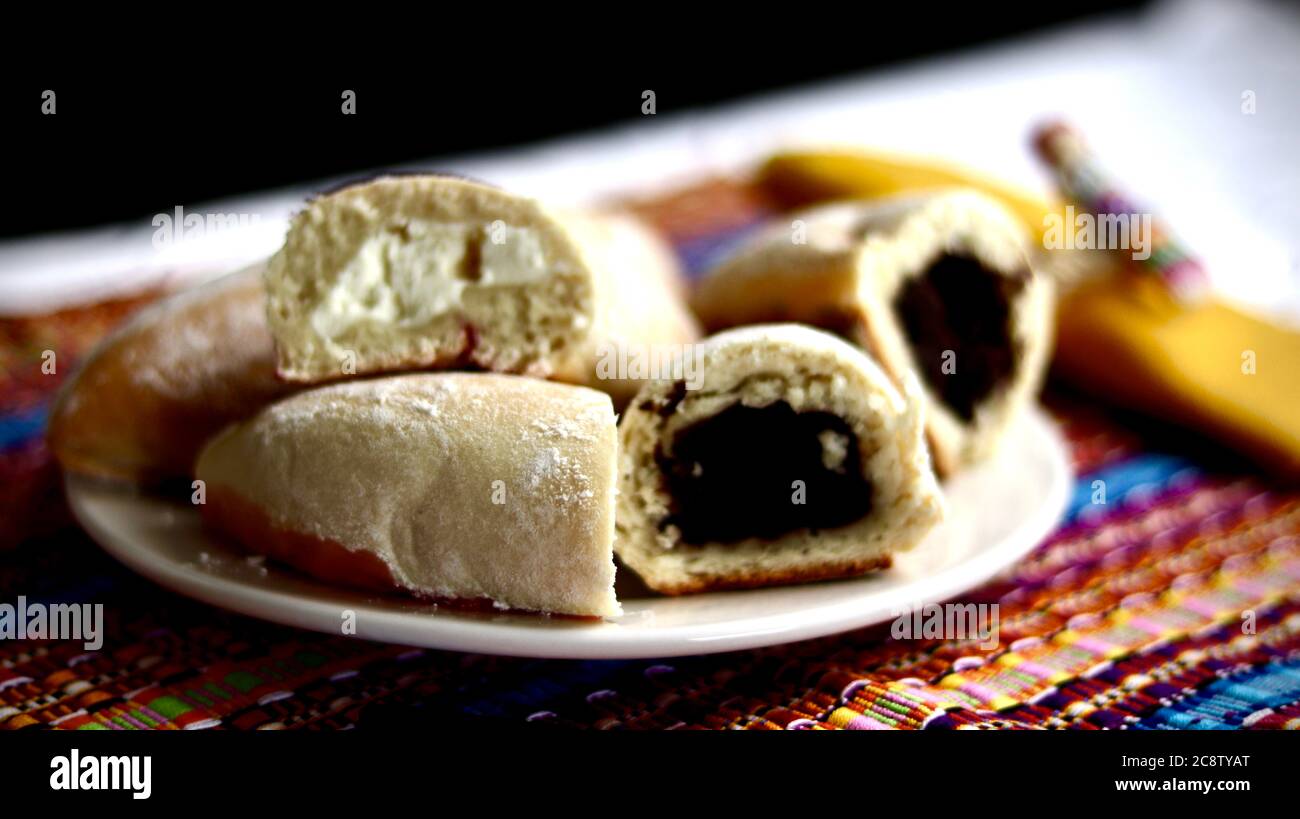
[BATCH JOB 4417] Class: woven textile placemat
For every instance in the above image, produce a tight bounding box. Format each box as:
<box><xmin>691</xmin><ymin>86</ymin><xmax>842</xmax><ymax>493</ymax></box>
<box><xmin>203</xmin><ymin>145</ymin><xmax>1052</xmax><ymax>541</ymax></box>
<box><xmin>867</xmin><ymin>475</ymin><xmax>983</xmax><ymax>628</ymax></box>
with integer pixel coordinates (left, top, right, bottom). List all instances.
<box><xmin>2</xmin><ymin>177</ymin><xmax>1298</xmax><ymax>731</ymax></box>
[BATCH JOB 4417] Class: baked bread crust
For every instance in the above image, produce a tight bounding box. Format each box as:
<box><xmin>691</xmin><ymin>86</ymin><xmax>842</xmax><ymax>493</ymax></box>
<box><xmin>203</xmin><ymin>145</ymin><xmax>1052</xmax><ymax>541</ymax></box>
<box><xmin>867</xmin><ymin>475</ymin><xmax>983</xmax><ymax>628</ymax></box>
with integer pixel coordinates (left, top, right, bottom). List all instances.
<box><xmin>195</xmin><ymin>373</ymin><xmax>621</xmax><ymax>618</ymax></box>
<box><xmin>47</xmin><ymin>264</ymin><xmax>297</xmax><ymax>483</ymax></box>
<box><xmin>615</xmin><ymin>324</ymin><xmax>944</xmax><ymax>595</ymax></box>
<box><xmin>550</xmin><ymin>210</ymin><xmax>701</xmax><ymax>407</ymax></box>
<box><xmin>691</xmin><ymin>189</ymin><xmax>1054</xmax><ymax>476</ymax></box>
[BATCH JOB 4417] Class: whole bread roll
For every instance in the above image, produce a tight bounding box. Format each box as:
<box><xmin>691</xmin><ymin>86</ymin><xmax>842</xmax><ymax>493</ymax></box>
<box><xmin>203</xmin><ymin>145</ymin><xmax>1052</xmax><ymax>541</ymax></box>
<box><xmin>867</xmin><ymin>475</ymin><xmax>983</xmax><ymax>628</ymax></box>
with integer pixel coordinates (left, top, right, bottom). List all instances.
<box><xmin>47</xmin><ymin>265</ymin><xmax>298</xmax><ymax>483</ymax></box>
<box><xmin>195</xmin><ymin>373</ymin><xmax>621</xmax><ymax>618</ymax></box>
<box><xmin>266</xmin><ymin>175</ymin><xmax>698</xmax><ymax>398</ymax></box>
<box><xmin>616</xmin><ymin>324</ymin><xmax>944</xmax><ymax>595</ymax></box>
<box><xmin>692</xmin><ymin>189</ymin><xmax>1053</xmax><ymax>476</ymax></box>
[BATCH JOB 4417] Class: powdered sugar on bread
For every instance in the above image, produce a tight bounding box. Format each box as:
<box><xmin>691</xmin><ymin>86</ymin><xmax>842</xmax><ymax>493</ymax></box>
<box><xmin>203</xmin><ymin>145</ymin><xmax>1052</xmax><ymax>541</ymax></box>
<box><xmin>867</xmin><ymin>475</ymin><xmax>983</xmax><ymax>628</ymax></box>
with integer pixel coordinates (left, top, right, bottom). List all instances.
<box><xmin>196</xmin><ymin>373</ymin><xmax>621</xmax><ymax>617</ymax></box>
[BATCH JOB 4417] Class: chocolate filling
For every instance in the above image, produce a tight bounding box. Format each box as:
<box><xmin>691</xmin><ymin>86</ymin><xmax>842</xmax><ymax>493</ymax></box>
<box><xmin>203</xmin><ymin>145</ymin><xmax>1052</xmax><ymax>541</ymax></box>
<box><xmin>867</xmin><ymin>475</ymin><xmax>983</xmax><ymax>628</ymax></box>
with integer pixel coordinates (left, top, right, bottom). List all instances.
<box><xmin>892</xmin><ymin>254</ymin><xmax>1024</xmax><ymax>422</ymax></box>
<box><xmin>655</xmin><ymin>401</ymin><xmax>874</xmax><ymax>545</ymax></box>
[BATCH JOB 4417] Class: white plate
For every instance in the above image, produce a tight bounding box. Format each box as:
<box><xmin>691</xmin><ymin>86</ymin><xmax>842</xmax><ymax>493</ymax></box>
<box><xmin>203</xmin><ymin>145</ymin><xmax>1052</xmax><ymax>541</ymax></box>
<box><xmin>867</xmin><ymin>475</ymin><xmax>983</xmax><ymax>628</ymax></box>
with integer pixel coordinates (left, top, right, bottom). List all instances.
<box><xmin>66</xmin><ymin>407</ymin><xmax>1070</xmax><ymax>659</ymax></box>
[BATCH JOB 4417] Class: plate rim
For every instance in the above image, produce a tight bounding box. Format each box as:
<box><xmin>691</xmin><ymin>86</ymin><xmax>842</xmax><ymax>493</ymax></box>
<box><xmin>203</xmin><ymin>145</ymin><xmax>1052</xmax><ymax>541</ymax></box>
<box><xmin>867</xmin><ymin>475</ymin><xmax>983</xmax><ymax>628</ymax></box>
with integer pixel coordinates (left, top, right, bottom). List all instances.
<box><xmin>66</xmin><ymin>407</ymin><xmax>1072</xmax><ymax>659</ymax></box>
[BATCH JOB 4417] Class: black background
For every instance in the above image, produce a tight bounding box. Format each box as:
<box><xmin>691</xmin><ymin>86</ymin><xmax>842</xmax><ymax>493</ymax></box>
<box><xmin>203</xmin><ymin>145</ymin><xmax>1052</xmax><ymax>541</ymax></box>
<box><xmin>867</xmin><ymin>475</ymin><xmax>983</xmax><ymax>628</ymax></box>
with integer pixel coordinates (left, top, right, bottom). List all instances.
<box><xmin>0</xmin><ymin>3</ymin><xmax>1148</xmax><ymax>240</ymax></box>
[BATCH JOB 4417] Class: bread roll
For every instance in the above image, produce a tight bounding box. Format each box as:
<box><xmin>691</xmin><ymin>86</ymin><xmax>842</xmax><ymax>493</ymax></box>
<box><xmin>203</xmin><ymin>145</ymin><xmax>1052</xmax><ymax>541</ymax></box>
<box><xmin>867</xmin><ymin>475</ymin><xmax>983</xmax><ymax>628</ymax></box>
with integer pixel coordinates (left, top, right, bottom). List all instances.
<box><xmin>555</xmin><ymin>210</ymin><xmax>700</xmax><ymax>407</ymax></box>
<box><xmin>48</xmin><ymin>265</ymin><xmax>297</xmax><ymax>483</ymax></box>
<box><xmin>692</xmin><ymin>190</ymin><xmax>1054</xmax><ymax>476</ymax></box>
<box><xmin>266</xmin><ymin>175</ymin><xmax>698</xmax><ymax>395</ymax></box>
<box><xmin>616</xmin><ymin>324</ymin><xmax>943</xmax><ymax>595</ymax></box>
<box><xmin>195</xmin><ymin>373</ymin><xmax>621</xmax><ymax>618</ymax></box>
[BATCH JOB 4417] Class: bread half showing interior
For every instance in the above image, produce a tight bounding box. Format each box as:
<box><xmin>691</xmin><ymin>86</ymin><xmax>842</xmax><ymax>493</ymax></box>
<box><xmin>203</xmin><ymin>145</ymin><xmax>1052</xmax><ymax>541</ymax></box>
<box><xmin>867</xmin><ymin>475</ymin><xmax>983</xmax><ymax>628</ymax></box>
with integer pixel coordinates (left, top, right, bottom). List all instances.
<box><xmin>692</xmin><ymin>189</ymin><xmax>1054</xmax><ymax>476</ymax></box>
<box><xmin>195</xmin><ymin>373</ymin><xmax>621</xmax><ymax>618</ymax></box>
<box><xmin>616</xmin><ymin>324</ymin><xmax>944</xmax><ymax>595</ymax></box>
<box><xmin>266</xmin><ymin>174</ymin><xmax>604</xmax><ymax>383</ymax></box>
<box><xmin>48</xmin><ymin>264</ymin><xmax>298</xmax><ymax>483</ymax></box>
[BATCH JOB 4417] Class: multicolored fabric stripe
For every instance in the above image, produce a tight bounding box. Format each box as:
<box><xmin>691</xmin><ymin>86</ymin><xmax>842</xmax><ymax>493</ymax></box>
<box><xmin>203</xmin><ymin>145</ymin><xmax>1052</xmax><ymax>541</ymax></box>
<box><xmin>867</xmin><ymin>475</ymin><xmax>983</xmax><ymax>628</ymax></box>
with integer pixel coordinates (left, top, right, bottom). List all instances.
<box><xmin>1</xmin><ymin>176</ymin><xmax>1298</xmax><ymax>730</ymax></box>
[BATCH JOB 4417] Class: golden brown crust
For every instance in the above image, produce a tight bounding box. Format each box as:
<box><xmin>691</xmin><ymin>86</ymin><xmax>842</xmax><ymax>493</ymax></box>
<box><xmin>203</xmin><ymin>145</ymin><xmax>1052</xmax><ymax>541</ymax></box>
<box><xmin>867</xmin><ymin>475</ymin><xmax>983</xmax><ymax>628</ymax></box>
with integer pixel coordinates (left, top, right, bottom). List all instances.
<box><xmin>48</xmin><ymin>267</ymin><xmax>298</xmax><ymax>484</ymax></box>
<box><xmin>691</xmin><ymin>249</ymin><xmax>861</xmax><ymax>333</ymax></box>
<box><xmin>203</xmin><ymin>486</ymin><xmax>398</xmax><ymax>592</ymax></box>
<box><xmin>202</xmin><ymin>486</ymin><xmax>600</xmax><ymax>620</ymax></box>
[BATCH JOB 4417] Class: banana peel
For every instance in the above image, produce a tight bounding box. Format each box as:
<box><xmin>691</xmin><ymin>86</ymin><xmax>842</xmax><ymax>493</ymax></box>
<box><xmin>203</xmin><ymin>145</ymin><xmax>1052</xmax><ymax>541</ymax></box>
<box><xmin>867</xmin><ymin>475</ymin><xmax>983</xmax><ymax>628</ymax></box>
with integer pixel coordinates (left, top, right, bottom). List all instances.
<box><xmin>1054</xmin><ymin>272</ymin><xmax>1300</xmax><ymax>480</ymax></box>
<box><xmin>759</xmin><ymin>148</ymin><xmax>1054</xmax><ymax>238</ymax></box>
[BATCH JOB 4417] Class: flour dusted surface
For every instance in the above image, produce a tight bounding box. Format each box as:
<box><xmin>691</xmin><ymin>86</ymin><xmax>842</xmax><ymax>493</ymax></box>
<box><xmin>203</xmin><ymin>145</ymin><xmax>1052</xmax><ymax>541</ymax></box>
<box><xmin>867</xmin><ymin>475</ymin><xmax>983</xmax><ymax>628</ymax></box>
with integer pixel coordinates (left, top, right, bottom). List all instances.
<box><xmin>197</xmin><ymin>373</ymin><xmax>621</xmax><ymax>617</ymax></box>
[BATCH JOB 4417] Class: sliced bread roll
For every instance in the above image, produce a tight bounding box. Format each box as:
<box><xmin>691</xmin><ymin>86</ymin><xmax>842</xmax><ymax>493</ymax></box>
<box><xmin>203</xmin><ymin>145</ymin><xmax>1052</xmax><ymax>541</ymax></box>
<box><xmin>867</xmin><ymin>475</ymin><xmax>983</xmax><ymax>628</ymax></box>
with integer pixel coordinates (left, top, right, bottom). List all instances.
<box><xmin>266</xmin><ymin>175</ymin><xmax>698</xmax><ymax>395</ymax></box>
<box><xmin>616</xmin><ymin>324</ymin><xmax>943</xmax><ymax>595</ymax></box>
<box><xmin>195</xmin><ymin>373</ymin><xmax>621</xmax><ymax>618</ymax></box>
<box><xmin>692</xmin><ymin>190</ymin><xmax>1054</xmax><ymax>476</ymax></box>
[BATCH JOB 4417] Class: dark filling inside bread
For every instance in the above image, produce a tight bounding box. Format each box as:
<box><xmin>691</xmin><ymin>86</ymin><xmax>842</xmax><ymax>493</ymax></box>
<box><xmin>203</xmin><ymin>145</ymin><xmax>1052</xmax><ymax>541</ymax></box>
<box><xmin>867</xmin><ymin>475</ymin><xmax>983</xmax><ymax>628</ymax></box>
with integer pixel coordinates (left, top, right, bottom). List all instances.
<box><xmin>892</xmin><ymin>253</ymin><xmax>1025</xmax><ymax>422</ymax></box>
<box><xmin>655</xmin><ymin>400</ymin><xmax>874</xmax><ymax>545</ymax></box>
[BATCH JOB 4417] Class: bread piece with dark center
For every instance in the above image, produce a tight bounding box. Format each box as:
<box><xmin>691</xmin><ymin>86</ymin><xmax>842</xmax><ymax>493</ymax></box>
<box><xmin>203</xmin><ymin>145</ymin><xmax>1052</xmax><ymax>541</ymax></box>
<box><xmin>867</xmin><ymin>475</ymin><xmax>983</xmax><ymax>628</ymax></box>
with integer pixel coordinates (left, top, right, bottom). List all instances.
<box><xmin>617</xmin><ymin>324</ymin><xmax>943</xmax><ymax>594</ymax></box>
<box><xmin>691</xmin><ymin>189</ymin><xmax>1053</xmax><ymax>476</ymax></box>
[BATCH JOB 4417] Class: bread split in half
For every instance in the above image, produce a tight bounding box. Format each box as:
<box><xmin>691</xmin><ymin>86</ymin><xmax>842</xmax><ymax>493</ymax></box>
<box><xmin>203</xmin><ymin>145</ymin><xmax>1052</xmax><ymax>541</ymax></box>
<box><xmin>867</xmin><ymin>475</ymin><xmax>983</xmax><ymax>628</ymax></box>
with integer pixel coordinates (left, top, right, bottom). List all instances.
<box><xmin>195</xmin><ymin>373</ymin><xmax>621</xmax><ymax>618</ymax></box>
<box><xmin>692</xmin><ymin>189</ymin><xmax>1054</xmax><ymax>476</ymax></box>
<box><xmin>616</xmin><ymin>324</ymin><xmax>944</xmax><ymax>595</ymax></box>
<box><xmin>266</xmin><ymin>174</ymin><xmax>698</xmax><ymax>399</ymax></box>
